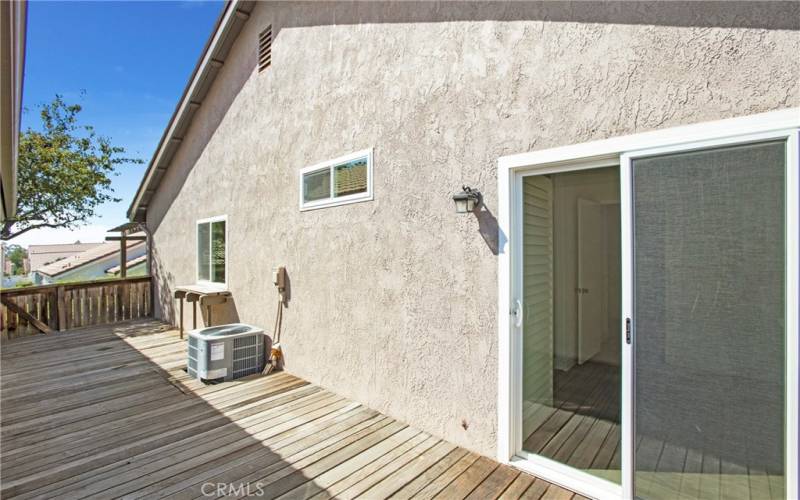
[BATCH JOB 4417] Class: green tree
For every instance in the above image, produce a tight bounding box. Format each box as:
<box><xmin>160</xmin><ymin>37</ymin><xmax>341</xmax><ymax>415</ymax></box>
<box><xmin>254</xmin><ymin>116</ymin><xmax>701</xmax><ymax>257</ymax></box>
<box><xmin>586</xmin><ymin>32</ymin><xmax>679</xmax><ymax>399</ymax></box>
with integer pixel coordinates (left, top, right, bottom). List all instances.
<box><xmin>3</xmin><ymin>244</ymin><xmax>27</xmax><ymax>275</ymax></box>
<box><xmin>1</xmin><ymin>95</ymin><xmax>142</xmax><ymax>240</ymax></box>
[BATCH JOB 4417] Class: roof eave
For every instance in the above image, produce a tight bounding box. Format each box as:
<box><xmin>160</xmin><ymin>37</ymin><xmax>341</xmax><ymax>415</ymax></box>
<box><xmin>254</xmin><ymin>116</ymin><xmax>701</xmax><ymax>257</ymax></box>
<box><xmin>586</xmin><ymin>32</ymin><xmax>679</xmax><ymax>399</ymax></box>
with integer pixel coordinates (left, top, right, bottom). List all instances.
<box><xmin>42</xmin><ymin>241</ymin><xmax>145</xmax><ymax>277</ymax></box>
<box><xmin>1</xmin><ymin>0</ymin><xmax>27</xmax><ymax>223</ymax></box>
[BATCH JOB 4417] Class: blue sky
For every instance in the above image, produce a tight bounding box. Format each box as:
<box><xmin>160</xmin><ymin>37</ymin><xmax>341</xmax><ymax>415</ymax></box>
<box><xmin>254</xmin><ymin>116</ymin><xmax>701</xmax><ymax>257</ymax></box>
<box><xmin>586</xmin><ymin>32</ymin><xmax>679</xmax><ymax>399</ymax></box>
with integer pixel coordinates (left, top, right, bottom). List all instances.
<box><xmin>15</xmin><ymin>0</ymin><xmax>222</xmax><ymax>247</ymax></box>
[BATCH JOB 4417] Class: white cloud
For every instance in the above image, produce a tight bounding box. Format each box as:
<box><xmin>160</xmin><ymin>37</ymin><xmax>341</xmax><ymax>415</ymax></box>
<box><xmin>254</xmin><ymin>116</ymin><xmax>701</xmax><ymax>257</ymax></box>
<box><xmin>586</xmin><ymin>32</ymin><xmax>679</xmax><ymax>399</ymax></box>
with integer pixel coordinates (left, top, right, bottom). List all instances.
<box><xmin>5</xmin><ymin>225</ymin><xmax>112</xmax><ymax>248</ymax></box>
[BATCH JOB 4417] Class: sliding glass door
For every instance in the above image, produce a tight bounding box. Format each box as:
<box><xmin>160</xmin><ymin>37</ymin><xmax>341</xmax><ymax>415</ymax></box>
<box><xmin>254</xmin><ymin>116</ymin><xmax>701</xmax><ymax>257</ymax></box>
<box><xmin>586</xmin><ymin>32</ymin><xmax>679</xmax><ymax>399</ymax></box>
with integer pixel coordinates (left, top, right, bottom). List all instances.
<box><xmin>518</xmin><ymin>166</ymin><xmax>623</xmax><ymax>497</ymax></box>
<box><xmin>630</xmin><ymin>140</ymin><xmax>787</xmax><ymax>500</ymax></box>
<box><xmin>509</xmin><ymin>122</ymin><xmax>797</xmax><ymax>500</ymax></box>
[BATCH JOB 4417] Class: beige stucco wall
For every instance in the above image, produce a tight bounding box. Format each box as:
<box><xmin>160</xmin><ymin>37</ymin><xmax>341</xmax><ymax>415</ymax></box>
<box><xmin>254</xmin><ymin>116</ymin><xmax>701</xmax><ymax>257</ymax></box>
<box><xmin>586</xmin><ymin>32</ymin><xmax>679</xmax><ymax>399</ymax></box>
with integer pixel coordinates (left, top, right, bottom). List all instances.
<box><xmin>146</xmin><ymin>1</ymin><xmax>800</xmax><ymax>458</ymax></box>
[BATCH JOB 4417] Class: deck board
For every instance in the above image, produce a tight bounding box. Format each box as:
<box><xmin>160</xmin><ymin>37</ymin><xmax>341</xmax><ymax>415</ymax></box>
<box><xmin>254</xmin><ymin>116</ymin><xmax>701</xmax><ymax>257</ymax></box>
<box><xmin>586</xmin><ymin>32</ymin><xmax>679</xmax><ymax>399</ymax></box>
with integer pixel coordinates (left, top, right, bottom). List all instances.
<box><xmin>521</xmin><ymin>362</ymin><xmax>781</xmax><ymax>499</ymax></box>
<box><xmin>0</xmin><ymin>320</ymin><xmax>577</xmax><ymax>499</ymax></box>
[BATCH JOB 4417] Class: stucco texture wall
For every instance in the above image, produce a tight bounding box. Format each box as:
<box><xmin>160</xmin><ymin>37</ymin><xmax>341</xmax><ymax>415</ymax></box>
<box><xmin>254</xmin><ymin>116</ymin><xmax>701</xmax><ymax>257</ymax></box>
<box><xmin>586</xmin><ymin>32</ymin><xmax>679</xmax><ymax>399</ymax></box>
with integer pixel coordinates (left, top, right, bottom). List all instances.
<box><xmin>145</xmin><ymin>2</ymin><xmax>800</xmax><ymax>458</ymax></box>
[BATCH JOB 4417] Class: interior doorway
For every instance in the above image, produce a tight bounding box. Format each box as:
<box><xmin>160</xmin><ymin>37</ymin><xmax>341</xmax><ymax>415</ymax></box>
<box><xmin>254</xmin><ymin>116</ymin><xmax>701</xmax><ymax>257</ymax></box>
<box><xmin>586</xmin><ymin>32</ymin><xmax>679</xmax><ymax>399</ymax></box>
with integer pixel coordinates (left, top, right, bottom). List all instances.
<box><xmin>520</xmin><ymin>166</ymin><xmax>622</xmax><ymax>483</ymax></box>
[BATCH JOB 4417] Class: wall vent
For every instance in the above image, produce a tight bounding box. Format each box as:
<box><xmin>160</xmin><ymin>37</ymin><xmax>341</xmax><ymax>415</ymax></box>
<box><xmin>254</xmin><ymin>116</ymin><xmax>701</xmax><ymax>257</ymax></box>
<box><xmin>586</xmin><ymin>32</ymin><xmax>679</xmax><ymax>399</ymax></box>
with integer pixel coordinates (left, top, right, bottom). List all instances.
<box><xmin>258</xmin><ymin>25</ymin><xmax>272</xmax><ymax>72</ymax></box>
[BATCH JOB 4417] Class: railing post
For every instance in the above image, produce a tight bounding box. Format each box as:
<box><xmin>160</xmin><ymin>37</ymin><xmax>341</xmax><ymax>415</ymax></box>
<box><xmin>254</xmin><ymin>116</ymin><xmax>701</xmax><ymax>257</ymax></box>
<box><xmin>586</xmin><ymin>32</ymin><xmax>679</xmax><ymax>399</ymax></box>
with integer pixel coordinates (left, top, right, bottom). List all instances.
<box><xmin>115</xmin><ymin>284</ymin><xmax>123</xmax><ymax>322</ymax></box>
<box><xmin>48</xmin><ymin>290</ymin><xmax>58</xmax><ymax>331</ymax></box>
<box><xmin>57</xmin><ymin>286</ymin><xmax>66</xmax><ymax>332</ymax></box>
<box><xmin>7</xmin><ymin>303</ymin><xmax>16</xmax><ymax>333</ymax></box>
<box><xmin>120</xmin><ymin>233</ymin><xmax>127</xmax><ymax>279</ymax></box>
<box><xmin>121</xmin><ymin>282</ymin><xmax>130</xmax><ymax>321</ymax></box>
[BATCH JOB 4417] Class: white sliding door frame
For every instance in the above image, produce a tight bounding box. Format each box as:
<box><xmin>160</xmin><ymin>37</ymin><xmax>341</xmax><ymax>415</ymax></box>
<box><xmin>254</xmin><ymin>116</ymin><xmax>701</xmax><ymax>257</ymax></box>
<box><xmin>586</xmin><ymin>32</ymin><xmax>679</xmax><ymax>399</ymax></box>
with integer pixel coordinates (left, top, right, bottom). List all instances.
<box><xmin>497</xmin><ymin>107</ymin><xmax>800</xmax><ymax>500</ymax></box>
<box><xmin>508</xmin><ymin>159</ymin><xmax>624</xmax><ymax>500</ymax></box>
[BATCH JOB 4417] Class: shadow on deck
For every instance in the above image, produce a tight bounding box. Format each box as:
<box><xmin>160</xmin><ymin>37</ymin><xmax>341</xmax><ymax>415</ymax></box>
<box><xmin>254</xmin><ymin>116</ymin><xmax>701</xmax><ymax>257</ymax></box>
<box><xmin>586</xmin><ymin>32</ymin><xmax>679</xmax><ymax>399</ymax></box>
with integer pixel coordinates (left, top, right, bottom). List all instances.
<box><xmin>0</xmin><ymin>319</ymin><xmax>581</xmax><ymax>499</ymax></box>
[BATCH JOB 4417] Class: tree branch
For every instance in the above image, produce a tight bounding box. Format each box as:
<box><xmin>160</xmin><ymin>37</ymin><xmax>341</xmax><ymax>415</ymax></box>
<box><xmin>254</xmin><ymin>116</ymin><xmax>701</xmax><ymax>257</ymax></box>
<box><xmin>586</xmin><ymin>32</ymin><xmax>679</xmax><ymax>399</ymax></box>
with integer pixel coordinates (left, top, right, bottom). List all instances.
<box><xmin>2</xmin><ymin>220</ymin><xmax>80</xmax><ymax>241</ymax></box>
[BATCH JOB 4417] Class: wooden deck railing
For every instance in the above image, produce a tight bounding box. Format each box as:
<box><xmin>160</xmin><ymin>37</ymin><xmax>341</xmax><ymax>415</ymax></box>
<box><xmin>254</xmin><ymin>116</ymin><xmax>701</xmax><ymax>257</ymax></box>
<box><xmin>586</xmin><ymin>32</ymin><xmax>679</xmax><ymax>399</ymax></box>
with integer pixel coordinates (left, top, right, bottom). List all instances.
<box><xmin>1</xmin><ymin>276</ymin><xmax>152</xmax><ymax>338</ymax></box>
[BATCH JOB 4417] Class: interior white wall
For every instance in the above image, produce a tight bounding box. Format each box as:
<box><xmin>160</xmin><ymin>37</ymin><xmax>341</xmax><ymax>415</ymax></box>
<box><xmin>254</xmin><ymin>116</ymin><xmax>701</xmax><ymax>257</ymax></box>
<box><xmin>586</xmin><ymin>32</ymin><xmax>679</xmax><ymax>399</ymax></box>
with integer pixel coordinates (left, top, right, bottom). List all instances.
<box><xmin>552</xmin><ymin>167</ymin><xmax>620</xmax><ymax>370</ymax></box>
<box><xmin>595</xmin><ymin>203</ymin><xmax>621</xmax><ymax>365</ymax></box>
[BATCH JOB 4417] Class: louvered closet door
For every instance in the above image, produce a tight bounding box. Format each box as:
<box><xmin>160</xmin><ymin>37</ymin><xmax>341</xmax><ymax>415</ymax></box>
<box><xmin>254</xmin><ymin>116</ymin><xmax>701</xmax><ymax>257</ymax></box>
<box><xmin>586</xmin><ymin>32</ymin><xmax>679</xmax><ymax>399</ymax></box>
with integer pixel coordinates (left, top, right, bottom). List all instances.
<box><xmin>521</xmin><ymin>174</ymin><xmax>554</xmax><ymax>440</ymax></box>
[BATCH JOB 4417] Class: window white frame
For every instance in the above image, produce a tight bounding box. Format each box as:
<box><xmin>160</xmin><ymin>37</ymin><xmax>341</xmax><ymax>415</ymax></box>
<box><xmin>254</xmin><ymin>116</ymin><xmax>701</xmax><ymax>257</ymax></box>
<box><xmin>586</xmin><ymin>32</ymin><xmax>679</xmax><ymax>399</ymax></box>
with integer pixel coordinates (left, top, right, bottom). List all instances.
<box><xmin>196</xmin><ymin>215</ymin><xmax>228</xmax><ymax>287</ymax></box>
<box><xmin>298</xmin><ymin>148</ymin><xmax>374</xmax><ymax>211</ymax></box>
<box><xmin>497</xmin><ymin>108</ymin><xmax>800</xmax><ymax>500</ymax></box>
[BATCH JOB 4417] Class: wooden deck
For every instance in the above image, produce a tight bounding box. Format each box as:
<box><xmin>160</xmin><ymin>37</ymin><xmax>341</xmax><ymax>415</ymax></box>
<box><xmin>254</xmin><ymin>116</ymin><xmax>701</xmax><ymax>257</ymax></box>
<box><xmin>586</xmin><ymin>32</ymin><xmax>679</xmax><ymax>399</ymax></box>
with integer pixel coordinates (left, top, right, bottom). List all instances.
<box><xmin>0</xmin><ymin>319</ymin><xmax>583</xmax><ymax>500</ymax></box>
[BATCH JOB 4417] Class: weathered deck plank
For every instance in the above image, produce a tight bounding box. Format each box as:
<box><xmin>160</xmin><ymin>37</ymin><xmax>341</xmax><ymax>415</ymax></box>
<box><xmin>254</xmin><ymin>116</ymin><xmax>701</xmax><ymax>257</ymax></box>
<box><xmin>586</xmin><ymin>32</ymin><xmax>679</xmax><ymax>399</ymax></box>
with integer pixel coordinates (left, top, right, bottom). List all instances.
<box><xmin>0</xmin><ymin>320</ymin><xmax>577</xmax><ymax>499</ymax></box>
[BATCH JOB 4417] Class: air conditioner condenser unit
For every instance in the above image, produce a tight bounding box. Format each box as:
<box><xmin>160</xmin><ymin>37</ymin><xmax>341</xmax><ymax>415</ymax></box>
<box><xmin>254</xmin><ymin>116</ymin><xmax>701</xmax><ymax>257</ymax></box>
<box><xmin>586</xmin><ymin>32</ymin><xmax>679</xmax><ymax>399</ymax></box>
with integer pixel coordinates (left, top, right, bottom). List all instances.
<box><xmin>187</xmin><ymin>323</ymin><xmax>268</xmax><ymax>381</ymax></box>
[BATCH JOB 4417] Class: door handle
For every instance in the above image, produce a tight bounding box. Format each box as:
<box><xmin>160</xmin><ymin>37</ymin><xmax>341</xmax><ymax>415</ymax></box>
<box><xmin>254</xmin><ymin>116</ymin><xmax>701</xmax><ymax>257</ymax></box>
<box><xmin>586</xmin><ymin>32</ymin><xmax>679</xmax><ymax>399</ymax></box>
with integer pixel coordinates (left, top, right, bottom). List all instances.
<box><xmin>626</xmin><ymin>318</ymin><xmax>632</xmax><ymax>344</ymax></box>
<box><xmin>512</xmin><ymin>299</ymin><xmax>523</xmax><ymax>328</ymax></box>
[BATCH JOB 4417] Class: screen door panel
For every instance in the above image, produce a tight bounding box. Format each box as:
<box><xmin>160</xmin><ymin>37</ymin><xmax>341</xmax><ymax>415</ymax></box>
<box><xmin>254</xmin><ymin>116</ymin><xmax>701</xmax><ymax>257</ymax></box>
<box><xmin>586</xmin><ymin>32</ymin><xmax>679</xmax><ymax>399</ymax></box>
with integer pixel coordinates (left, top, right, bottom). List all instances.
<box><xmin>632</xmin><ymin>140</ymin><xmax>786</xmax><ymax>499</ymax></box>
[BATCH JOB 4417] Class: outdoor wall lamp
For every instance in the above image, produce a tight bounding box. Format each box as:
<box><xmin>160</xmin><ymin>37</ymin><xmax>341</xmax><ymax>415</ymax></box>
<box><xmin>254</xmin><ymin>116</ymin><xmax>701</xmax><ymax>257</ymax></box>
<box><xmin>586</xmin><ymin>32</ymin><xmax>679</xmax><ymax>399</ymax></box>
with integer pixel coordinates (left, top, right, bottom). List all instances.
<box><xmin>453</xmin><ymin>186</ymin><xmax>482</xmax><ymax>213</ymax></box>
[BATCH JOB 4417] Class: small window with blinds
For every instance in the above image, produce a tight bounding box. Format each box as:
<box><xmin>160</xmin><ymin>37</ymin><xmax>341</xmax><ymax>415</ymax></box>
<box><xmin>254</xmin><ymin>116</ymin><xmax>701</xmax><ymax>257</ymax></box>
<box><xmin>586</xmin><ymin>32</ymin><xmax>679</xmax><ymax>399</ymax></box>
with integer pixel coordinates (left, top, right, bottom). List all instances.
<box><xmin>299</xmin><ymin>149</ymin><xmax>373</xmax><ymax>210</ymax></box>
<box><xmin>258</xmin><ymin>25</ymin><xmax>272</xmax><ymax>72</ymax></box>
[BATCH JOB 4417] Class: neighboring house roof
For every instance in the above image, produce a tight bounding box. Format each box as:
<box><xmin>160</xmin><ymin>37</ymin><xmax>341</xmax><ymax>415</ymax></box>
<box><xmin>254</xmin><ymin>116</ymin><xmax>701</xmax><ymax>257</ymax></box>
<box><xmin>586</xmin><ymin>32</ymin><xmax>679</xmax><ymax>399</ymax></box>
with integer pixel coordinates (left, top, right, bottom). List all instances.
<box><xmin>128</xmin><ymin>0</ymin><xmax>254</xmax><ymax>222</ymax></box>
<box><xmin>105</xmin><ymin>254</ymin><xmax>147</xmax><ymax>275</ymax></box>
<box><xmin>0</xmin><ymin>0</ymin><xmax>27</xmax><ymax>222</ymax></box>
<box><xmin>28</xmin><ymin>242</ymin><xmax>104</xmax><ymax>271</ymax></box>
<box><xmin>37</xmin><ymin>240</ymin><xmax>145</xmax><ymax>278</ymax></box>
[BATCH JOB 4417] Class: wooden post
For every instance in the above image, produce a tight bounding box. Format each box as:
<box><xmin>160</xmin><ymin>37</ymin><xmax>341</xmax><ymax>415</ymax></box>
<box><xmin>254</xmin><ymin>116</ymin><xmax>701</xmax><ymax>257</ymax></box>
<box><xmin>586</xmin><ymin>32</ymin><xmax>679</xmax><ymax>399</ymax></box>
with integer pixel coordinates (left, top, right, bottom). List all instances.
<box><xmin>57</xmin><ymin>286</ymin><xmax>66</xmax><ymax>331</ymax></box>
<box><xmin>78</xmin><ymin>288</ymin><xmax>87</xmax><ymax>328</ymax></box>
<box><xmin>121</xmin><ymin>282</ymin><xmax>130</xmax><ymax>320</ymax></box>
<box><xmin>174</xmin><ymin>290</ymin><xmax>186</xmax><ymax>339</ymax></box>
<box><xmin>48</xmin><ymin>290</ymin><xmax>58</xmax><ymax>330</ymax></box>
<box><xmin>115</xmin><ymin>284</ymin><xmax>123</xmax><ymax>322</ymax></box>
<box><xmin>64</xmin><ymin>288</ymin><xmax>72</xmax><ymax>330</ymax></box>
<box><xmin>179</xmin><ymin>298</ymin><xmax>184</xmax><ymax>338</ymax></box>
<box><xmin>120</xmin><ymin>231</ymin><xmax>127</xmax><ymax>278</ymax></box>
<box><xmin>30</xmin><ymin>294</ymin><xmax>40</xmax><ymax>329</ymax></box>
<box><xmin>7</xmin><ymin>301</ymin><xmax>16</xmax><ymax>333</ymax></box>
<box><xmin>102</xmin><ymin>285</ymin><xmax>110</xmax><ymax>324</ymax></box>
